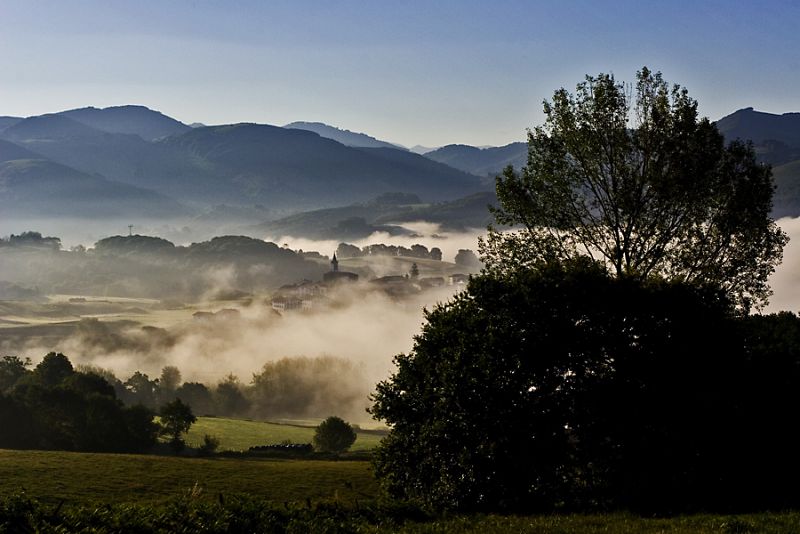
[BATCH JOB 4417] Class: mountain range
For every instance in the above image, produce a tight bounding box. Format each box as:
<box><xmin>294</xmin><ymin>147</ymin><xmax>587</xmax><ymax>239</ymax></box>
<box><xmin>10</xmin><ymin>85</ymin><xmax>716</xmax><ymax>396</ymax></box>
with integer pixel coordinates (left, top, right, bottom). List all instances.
<box><xmin>0</xmin><ymin>106</ymin><xmax>486</xmax><ymax>218</ymax></box>
<box><xmin>2</xmin><ymin>105</ymin><xmax>800</xmax><ymax>228</ymax></box>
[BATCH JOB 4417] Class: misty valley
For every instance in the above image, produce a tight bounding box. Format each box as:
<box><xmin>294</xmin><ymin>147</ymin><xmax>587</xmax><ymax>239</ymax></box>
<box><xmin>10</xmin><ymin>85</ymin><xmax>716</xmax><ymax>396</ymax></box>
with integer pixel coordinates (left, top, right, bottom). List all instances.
<box><xmin>0</xmin><ymin>229</ymin><xmax>483</xmax><ymax>425</ymax></box>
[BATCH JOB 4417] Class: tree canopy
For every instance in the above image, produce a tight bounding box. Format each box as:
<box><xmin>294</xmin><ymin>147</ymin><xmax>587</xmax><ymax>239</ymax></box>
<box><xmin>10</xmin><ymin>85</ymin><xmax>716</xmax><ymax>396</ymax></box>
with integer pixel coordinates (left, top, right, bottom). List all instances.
<box><xmin>371</xmin><ymin>261</ymin><xmax>800</xmax><ymax>512</ymax></box>
<box><xmin>481</xmin><ymin>67</ymin><xmax>787</xmax><ymax>310</ymax></box>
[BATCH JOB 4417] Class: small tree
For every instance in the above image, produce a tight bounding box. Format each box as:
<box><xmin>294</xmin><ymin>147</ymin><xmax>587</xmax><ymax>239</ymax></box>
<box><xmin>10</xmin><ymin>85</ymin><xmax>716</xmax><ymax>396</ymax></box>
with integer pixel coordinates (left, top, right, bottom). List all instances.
<box><xmin>197</xmin><ymin>434</ymin><xmax>220</xmax><ymax>456</ymax></box>
<box><xmin>410</xmin><ymin>263</ymin><xmax>420</xmax><ymax>279</ymax></box>
<box><xmin>159</xmin><ymin>366</ymin><xmax>182</xmax><ymax>395</ymax></box>
<box><xmin>160</xmin><ymin>398</ymin><xmax>196</xmax><ymax>453</ymax></box>
<box><xmin>313</xmin><ymin>416</ymin><xmax>356</xmax><ymax>454</ymax></box>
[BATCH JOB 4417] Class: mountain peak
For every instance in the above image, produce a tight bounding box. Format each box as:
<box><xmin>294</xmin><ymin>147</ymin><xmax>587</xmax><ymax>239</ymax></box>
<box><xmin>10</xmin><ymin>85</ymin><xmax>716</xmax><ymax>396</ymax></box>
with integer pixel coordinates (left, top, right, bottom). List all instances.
<box><xmin>284</xmin><ymin>121</ymin><xmax>405</xmax><ymax>150</ymax></box>
<box><xmin>58</xmin><ymin>105</ymin><xmax>191</xmax><ymax>141</ymax></box>
<box><xmin>717</xmin><ymin>107</ymin><xmax>800</xmax><ymax>148</ymax></box>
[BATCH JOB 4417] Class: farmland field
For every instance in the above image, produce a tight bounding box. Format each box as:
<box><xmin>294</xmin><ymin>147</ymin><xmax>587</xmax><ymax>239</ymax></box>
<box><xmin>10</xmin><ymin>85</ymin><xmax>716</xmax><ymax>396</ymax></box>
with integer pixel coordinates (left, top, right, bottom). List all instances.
<box><xmin>185</xmin><ymin>416</ymin><xmax>385</xmax><ymax>452</ymax></box>
<box><xmin>0</xmin><ymin>449</ymin><xmax>377</xmax><ymax>506</ymax></box>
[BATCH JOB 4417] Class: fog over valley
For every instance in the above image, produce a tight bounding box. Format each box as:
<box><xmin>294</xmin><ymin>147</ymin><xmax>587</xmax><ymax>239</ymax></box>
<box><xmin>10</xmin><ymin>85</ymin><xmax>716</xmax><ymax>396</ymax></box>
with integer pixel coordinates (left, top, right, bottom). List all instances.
<box><xmin>2</xmin><ymin>100</ymin><xmax>800</xmax><ymax>430</ymax></box>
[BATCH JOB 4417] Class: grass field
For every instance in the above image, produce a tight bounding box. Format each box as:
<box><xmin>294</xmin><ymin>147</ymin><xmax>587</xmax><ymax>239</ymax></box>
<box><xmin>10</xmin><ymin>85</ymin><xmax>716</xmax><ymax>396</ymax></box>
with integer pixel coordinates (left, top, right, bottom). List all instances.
<box><xmin>184</xmin><ymin>417</ymin><xmax>385</xmax><ymax>452</ymax></box>
<box><xmin>0</xmin><ymin>449</ymin><xmax>377</xmax><ymax>506</ymax></box>
<box><xmin>2</xmin><ymin>449</ymin><xmax>800</xmax><ymax>532</ymax></box>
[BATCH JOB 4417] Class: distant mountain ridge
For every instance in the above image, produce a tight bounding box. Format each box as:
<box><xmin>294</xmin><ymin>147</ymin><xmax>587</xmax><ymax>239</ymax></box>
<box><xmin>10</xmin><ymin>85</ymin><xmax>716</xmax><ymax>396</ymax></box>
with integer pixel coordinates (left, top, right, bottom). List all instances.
<box><xmin>423</xmin><ymin>142</ymin><xmax>528</xmax><ymax>177</ymax></box>
<box><xmin>0</xmin><ymin>139</ymin><xmax>187</xmax><ymax>219</ymax></box>
<box><xmin>717</xmin><ymin>108</ymin><xmax>800</xmax><ymax>150</ymax></box>
<box><xmin>284</xmin><ymin>121</ymin><xmax>404</xmax><ymax>150</ymax></box>
<box><xmin>0</xmin><ymin>116</ymin><xmax>22</xmax><ymax>132</ymax></box>
<box><xmin>161</xmin><ymin>123</ymin><xmax>483</xmax><ymax>207</ymax></box>
<box><xmin>5</xmin><ymin>103</ymin><xmax>800</xmax><ymax>223</ymax></box>
<box><xmin>0</xmin><ymin>109</ymin><xmax>487</xmax><ymax>213</ymax></box>
<box><xmin>59</xmin><ymin>105</ymin><xmax>191</xmax><ymax>141</ymax></box>
<box><xmin>256</xmin><ymin>191</ymin><xmax>498</xmax><ymax>240</ymax></box>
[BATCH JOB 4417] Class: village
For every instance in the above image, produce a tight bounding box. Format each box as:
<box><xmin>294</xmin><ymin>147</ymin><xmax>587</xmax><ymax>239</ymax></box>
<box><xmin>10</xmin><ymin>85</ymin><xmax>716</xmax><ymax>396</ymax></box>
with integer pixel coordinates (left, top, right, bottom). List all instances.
<box><xmin>269</xmin><ymin>252</ymin><xmax>470</xmax><ymax>312</ymax></box>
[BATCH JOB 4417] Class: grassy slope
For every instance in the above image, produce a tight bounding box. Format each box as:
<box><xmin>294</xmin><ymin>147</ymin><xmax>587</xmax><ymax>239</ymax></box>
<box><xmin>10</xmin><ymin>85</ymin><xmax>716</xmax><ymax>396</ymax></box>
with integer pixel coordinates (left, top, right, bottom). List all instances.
<box><xmin>185</xmin><ymin>417</ymin><xmax>384</xmax><ymax>452</ymax></box>
<box><xmin>0</xmin><ymin>449</ymin><xmax>376</xmax><ymax>506</ymax></box>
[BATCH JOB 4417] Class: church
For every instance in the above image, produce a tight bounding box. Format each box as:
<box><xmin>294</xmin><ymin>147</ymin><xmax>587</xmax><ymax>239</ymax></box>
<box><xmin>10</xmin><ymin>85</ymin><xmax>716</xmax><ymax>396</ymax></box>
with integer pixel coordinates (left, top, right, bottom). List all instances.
<box><xmin>322</xmin><ymin>253</ymin><xmax>359</xmax><ymax>284</ymax></box>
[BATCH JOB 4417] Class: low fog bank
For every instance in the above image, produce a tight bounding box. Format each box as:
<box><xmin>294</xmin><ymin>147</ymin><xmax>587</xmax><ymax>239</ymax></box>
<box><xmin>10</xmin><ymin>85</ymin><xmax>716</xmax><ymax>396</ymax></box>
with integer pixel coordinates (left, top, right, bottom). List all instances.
<box><xmin>268</xmin><ymin>221</ymin><xmax>486</xmax><ymax>264</ymax></box>
<box><xmin>766</xmin><ymin>217</ymin><xmax>800</xmax><ymax>313</ymax></box>
<box><xmin>9</xmin><ymin>284</ymin><xmax>461</xmax><ymax>423</ymax></box>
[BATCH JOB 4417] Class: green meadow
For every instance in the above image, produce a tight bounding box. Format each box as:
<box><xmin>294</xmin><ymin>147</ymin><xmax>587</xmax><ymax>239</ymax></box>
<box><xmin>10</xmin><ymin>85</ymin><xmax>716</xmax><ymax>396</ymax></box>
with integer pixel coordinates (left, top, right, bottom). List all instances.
<box><xmin>184</xmin><ymin>416</ymin><xmax>385</xmax><ymax>452</ymax></box>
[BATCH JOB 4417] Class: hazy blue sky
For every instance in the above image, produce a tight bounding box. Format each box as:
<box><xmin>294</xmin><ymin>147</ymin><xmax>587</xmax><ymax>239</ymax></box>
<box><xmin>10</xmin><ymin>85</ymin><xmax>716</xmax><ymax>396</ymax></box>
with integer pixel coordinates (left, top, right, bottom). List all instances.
<box><xmin>0</xmin><ymin>0</ymin><xmax>798</xmax><ymax>147</ymax></box>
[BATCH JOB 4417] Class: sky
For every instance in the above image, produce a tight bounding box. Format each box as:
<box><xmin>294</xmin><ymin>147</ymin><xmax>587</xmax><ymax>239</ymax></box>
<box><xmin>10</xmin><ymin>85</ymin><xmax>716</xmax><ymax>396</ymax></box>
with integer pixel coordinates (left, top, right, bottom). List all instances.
<box><xmin>0</xmin><ymin>0</ymin><xmax>798</xmax><ymax>147</ymax></box>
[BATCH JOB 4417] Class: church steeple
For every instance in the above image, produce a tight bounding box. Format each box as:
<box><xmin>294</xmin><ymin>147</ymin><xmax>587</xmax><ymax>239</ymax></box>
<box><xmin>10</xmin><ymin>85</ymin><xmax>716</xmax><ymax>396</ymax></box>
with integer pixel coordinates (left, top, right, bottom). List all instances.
<box><xmin>331</xmin><ymin>252</ymin><xmax>339</xmax><ymax>272</ymax></box>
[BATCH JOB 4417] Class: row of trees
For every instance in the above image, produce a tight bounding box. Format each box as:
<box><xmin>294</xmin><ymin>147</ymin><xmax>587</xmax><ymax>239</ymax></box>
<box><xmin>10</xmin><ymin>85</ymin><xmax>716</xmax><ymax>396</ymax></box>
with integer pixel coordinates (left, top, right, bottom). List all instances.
<box><xmin>0</xmin><ymin>231</ymin><xmax>62</xmax><ymax>250</ymax></box>
<box><xmin>0</xmin><ymin>352</ymin><xmax>200</xmax><ymax>454</ymax></box>
<box><xmin>0</xmin><ymin>353</ymin><xmax>159</xmax><ymax>452</ymax></box>
<box><xmin>371</xmin><ymin>68</ymin><xmax>795</xmax><ymax>513</ymax></box>
<box><xmin>336</xmin><ymin>242</ymin><xmax>443</xmax><ymax>261</ymax></box>
<box><xmin>3</xmin><ymin>354</ymin><xmax>367</xmax><ymax>422</ymax></box>
<box><xmin>0</xmin><ymin>234</ymin><xmax>328</xmax><ymax>300</ymax></box>
<box><xmin>336</xmin><ymin>242</ymin><xmax>482</xmax><ymax>270</ymax></box>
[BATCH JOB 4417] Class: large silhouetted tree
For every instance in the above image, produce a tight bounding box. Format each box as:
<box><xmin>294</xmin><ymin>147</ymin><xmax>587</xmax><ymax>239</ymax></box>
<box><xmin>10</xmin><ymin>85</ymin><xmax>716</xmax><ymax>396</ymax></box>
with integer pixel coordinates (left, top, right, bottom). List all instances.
<box><xmin>371</xmin><ymin>68</ymin><xmax>796</xmax><ymax>514</ymax></box>
<box><xmin>481</xmin><ymin>67</ymin><xmax>786</xmax><ymax>310</ymax></box>
<box><xmin>371</xmin><ymin>260</ymin><xmax>791</xmax><ymax>512</ymax></box>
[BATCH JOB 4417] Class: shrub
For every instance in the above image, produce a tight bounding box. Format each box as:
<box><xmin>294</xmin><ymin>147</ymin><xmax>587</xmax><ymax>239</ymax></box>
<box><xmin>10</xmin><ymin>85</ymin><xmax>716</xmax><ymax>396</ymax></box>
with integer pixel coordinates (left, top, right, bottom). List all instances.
<box><xmin>313</xmin><ymin>416</ymin><xmax>357</xmax><ymax>454</ymax></box>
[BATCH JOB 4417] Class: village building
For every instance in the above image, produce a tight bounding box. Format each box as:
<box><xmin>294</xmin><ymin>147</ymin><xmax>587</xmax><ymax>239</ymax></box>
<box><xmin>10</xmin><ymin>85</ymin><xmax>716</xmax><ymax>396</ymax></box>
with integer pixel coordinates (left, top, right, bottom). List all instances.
<box><xmin>370</xmin><ymin>275</ymin><xmax>421</xmax><ymax>297</ymax></box>
<box><xmin>271</xmin><ymin>296</ymin><xmax>304</xmax><ymax>312</ymax></box>
<box><xmin>448</xmin><ymin>273</ymin><xmax>470</xmax><ymax>285</ymax></box>
<box><xmin>419</xmin><ymin>276</ymin><xmax>445</xmax><ymax>288</ymax></box>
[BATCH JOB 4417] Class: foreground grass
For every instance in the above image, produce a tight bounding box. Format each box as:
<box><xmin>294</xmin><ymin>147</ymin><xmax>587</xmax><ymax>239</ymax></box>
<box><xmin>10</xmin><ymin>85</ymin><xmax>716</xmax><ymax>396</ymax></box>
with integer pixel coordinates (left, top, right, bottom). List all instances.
<box><xmin>185</xmin><ymin>416</ymin><xmax>385</xmax><ymax>452</ymax></box>
<box><xmin>2</xmin><ymin>495</ymin><xmax>800</xmax><ymax>534</ymax></box>
<box><xmin>0</xmin><ymin>449</ymin><xmax>377</xmax><ymax>506</ymax></box>
<box><xmin>395</xmin><ymin>512</ymin><xmax>800</xmax><ymax>533</ymax></box>
<box><xmin>2</xmin><ymin>449</ymin><xmax>800</xmax><ymax>532</ymax></box>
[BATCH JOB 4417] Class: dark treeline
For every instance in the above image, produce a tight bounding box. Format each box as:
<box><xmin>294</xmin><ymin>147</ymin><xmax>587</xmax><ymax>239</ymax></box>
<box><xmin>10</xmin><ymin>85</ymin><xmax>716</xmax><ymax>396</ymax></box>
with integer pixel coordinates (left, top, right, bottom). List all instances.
<box><xmin>335</xmin><ymin>241</ymin><xmax>482</xmax><ymax>270</ymax></box>
<box><xmin>336</xmin><ymin>242</ymin><xmax>443</xmax><ymax>261</ymax></box>
<box><xmin>0</xmin><ymin>353</ymin><xmax>158</xmax><ymax>452</ymax></box>
<box><xmin>0</xmin><ymin>231</ymin><xmax>62</xmax><ymax>250</ymax></box>
<box><xmin>0</xmin><ymin>353</ymin><xmax>366</xmax><ymax>449</ymax></box>
<box><xmin>0</xmin><ymin>233</ymin><xmax>327</xmax><ymax>299</ymax></box>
